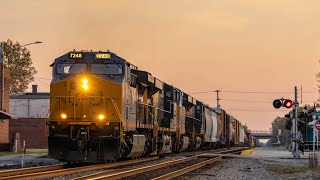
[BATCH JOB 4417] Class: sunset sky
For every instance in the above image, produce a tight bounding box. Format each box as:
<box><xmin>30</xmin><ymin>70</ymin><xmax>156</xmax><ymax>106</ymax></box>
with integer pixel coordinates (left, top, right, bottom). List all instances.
<box><xmin>1</xmin><ymin>0</ymin><xmax>320</xmax><ymax>130</ymax></box>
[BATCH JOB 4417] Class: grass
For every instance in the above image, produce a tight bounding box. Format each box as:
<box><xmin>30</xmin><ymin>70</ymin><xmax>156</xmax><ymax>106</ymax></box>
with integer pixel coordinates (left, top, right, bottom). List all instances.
<box><xmin>0</xmin><ymin>149</ymin><xmax>48</xmax><ymax>156</ymax></box>
<box><xmin>266</xmin><ymin>165</ymin><xmax>310</xmax><ymax>174</ymax></box>
<box><xmin>0</xmin><ymin>151</ymin><xmax>18</xmax><ymax>156</ymax></box>
<box><xmin>26</xmin><ymin>149</ymin><xmax>48</xmax><ymax>153</ymax></box>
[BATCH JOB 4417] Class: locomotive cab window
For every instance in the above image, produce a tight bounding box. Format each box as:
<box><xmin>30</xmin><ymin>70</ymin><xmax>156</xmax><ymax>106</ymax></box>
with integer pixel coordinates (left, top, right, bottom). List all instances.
<box><xmin>56</xmin><ymin>63</ymin><xmax>87</xmax><ymax>74</ymax></box>
<box><xmin>91</xmin><ymin>64</ymin><xmax>123</xmax><ymax>75</ymax></box>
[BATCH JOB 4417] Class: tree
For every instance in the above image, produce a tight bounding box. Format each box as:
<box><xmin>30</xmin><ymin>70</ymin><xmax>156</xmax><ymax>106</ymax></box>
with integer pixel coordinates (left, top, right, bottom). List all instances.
<box><xmin>270</xmin><ymin>116</ymin><xmax>290</xmax><ymax>147</ymax></box>
<box><xmin>1</xmin><ymin>39</ymin><xmax>37</xmax><ymax>94</ymax></box>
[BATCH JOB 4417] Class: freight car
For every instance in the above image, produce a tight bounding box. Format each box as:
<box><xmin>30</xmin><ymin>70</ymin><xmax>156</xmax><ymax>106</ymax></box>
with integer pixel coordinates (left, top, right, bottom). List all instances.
<box><xmin>246</xmin><ymin>133</ymin><xmax>256</xmax><ymax>147</ymax></box>
<box><xmin>47</xmin><ymin>51</ymin><xmax>250</xmax><ymax>163</ymax></box>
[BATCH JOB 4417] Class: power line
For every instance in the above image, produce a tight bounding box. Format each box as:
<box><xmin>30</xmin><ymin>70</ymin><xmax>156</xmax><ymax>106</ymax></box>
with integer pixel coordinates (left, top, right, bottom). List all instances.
<box><xmin>223</xmin><ymin>90</ymin><xmax>292</xmax><ymax>94</ymax></box>
<box><xmin>190</xmin><ymin>90</ymin><xmax>317</xmax><ymax>95</ymax></box>
<box><xmin>299</xmin><ymin>92</ymin><xmax>317</xmax><ymax>94</ymax></box>
<box><xmin>189</xmin><ymin>90</ymin><xmax>216</xmax><ymax>94</ymax></box>
<box><xmin>34</xmin><ymin>76</ymin><xmax>51</xmax><ymax>80</ymax></box>
<box><xmin>221</xmin><ymin>99</ymin><xmax>317</xmax><ymax>104</ymax></box>
<box><xmin>34</xmin><ymin>79</ymin><xmax>50</xmax><ymax>88</ymax></box>
<box><xmin>221</xmin><ymin>99</ymin><xmax>270</xmax><ymax>103</ymax></box>
<box><xmin>224</xmin><ymin>109</ymin><xmax>291</xmax><ymax>112</ymax></box>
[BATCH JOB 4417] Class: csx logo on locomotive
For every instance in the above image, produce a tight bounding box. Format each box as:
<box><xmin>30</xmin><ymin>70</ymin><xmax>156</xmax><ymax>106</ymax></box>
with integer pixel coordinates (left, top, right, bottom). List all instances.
<box><xmin>48</xmin><ymin>51</ymin><xmax>253</xmax><ymax>163</ymax></box>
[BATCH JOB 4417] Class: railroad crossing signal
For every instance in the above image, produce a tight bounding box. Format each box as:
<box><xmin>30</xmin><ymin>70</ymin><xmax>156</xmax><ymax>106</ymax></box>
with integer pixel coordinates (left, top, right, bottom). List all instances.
<box><xmin>315</xmin><ymin>120</ymin><xmax>320</xmax><ymax>131</ymax></box>
<box><xmin>273</xmin><ymin>98</ymin><xmax>293</xmax><ymax>109</ymax></box>
<box><xmin>273</xmin><ymin>99</ymin><xmax>282</xmax><ymax>109</ymax></box>
<box><xmin>283</xmin><ymin>99</ymin><xmax>293</xmax><ymax>108</ymax></box>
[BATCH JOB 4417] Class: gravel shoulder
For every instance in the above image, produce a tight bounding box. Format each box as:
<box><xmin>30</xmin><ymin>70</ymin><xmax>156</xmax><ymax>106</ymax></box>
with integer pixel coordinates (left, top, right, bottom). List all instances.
<box><xmin>175</xmin><ymin>157</ymin><xmax>320</xmax><ymax>180</ymax></box>
<box><xmin>0</xmin><ymin>153</ymin><xmax>61</xmax><ymax>169</ymax></box>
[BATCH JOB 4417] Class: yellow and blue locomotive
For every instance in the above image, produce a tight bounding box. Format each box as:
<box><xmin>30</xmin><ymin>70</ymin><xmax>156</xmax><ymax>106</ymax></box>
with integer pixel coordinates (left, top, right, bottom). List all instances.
<box><xmin>48</xmin><ymin>50</ymin><xmax>250</xmax><ymax>163</ymax></box>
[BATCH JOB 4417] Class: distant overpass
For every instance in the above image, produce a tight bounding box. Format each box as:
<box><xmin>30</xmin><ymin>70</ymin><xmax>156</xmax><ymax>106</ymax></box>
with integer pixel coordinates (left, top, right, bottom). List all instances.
<box><xmin>251</xmin><ymin>130</ymin><xmax>273</xmax><ymax>138</ymax></box>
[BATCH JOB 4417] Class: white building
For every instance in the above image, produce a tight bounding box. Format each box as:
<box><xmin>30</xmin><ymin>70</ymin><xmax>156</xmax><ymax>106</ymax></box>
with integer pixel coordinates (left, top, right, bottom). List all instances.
<box><xmin>9</xmin><ymin>85</ymin><xmax>49</xmax><ymax>118</ymax></box>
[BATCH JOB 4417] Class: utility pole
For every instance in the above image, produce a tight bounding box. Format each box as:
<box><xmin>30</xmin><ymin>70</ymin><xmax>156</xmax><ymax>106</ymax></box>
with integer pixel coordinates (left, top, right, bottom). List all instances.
<box><xmin>215</xmin><ymin>90</ymin><xmax>221</xmax><ymax>108</ymax></box>
<box><xmin>301</xmin><ymin>85</ymin><xmax>303</xmax><ymax>104</ymax></box>
<box><xmin>0</xmin><ymin>43</ymin><xmax>3</xmax><ymax>63</ymax></box>
<box><xmin>0</xmin><ymin>42</ymin><xmax>4</xmax><ymax>110</ymax></box>
<box><xmin>292</xmin><ymin>86</ymin><xmax>300</xmax><ymax>158</ymax></box>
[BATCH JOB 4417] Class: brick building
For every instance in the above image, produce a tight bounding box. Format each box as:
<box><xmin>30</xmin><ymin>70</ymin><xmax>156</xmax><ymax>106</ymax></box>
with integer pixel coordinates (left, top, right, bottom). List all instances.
<box><xmin>0</xmin><ymin>62</ymin><xmax>16</xmax><ymax>150</ymax></box>
<box><xmin>9</xmin><ymin>86</ymin><xmax>49</xmax><ymax>149</ymax></box>
<box><xmin>9</xmin><ymin>118</ymin><xmax>48</xmax><ymax>148</ymax></box>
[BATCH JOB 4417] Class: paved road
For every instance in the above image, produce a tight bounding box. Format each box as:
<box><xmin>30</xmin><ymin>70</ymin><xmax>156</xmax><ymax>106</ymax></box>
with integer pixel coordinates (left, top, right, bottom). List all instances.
<box><xmin>250</xmin><ymin>147</ymin><xmax>310</xmax><ymax>159</ymax></box>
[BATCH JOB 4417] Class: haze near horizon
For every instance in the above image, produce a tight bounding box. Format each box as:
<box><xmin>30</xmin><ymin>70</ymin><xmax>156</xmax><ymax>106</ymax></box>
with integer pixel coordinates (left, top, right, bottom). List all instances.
<box><xmin>1</xmin><ymin>0</ymin><xmax>320</xmax><ymax>130</ymax></box>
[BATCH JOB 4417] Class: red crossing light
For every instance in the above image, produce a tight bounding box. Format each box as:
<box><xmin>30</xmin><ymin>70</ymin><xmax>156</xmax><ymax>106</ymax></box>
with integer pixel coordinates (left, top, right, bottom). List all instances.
<box><xmin>283</xmin><ymin>99</ymin><xmax>293</xmax><ymax>108</ymax></box>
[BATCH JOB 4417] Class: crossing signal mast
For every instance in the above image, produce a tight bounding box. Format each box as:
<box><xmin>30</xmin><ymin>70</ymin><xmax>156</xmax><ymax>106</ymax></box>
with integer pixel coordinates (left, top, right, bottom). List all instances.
<box><xmin>272</xmin><ymin>86</ymin><xmax>300</xmax><ymax>158</ymax></box>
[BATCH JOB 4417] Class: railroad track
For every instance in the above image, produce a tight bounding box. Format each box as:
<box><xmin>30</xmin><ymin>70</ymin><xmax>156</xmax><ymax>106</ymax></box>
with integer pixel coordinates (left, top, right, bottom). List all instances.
<box><xmin>0</xmin><ymin>157</ymin><xmax>159</xmax><ymax>180</ymax></box>
<box><xmin>0</xmin><ymin>147</ymin><xmax>248</xmax><ymax>180</ymax></box>
<box><xmin>155</xmin><ymin>147</ymin><xmax>249</xmax><ymax>180</ymax></box>
<box><xmin>74</xmin><ymin>147</ymin><xmax>248</xmax><ymax>180</ymax></box>
<box><xmin>0</xmin><ymin>164</ymin><xmax>65</xmax><ymax>177</ymax></box>
<box><xmin>153</xmin><ymin>156</ymin><xmax>222</xmax><ymax>180</ymax></box>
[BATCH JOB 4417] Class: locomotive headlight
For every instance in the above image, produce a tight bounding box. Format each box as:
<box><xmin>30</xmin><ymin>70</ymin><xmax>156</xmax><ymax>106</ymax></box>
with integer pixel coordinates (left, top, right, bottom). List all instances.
<box><xmin>82</xmin><ymin>78</ymin><xmax>89</xmax><ymax>90</ymax></box>
<box><xmin>98</xmin><ymin>114</ymin><xmax>105</xmax><ymax>120</ymax></box>
<box><xmin>61</xmin><ymin>113</ymin><xmax>67</xmax><ymax>119</ymax></box>
<box><xmin>82</xmin><ymin>78</ymin><xmax>88</xmax><ymax>84</ymax></box>
<box><xmin>82</xmin><ymin>83</ymin><xmax>89</xmax><ymax>90</ymax></box>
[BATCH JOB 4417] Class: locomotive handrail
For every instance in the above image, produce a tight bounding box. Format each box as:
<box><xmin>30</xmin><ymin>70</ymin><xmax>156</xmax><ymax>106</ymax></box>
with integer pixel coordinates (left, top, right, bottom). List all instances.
<box><xmin>50</xmin><ymin>95</ymin><xmax>120</xmax><ymax>99</ymax></box>
<box><xmin>137</xmin><ymin>101</ymin><xmax>174</xmax><ymax>114</ymax></box>
<box><xmin>47</xmin><ymin>96</ymin><xmax>77</xmax><ymax>120</ymax></box>
<box><xmin>137</xmin><ymin>101</ymin><xmax>175</xmax><ymax>125</ymax></box>
<box><xmin>137</xmin><ymin>101</ymin><xmax>184</xmax><ymax>131</ymax></box>
<box><xmin>45</xmin><ymin>96</ymin><xmax>63</xmax><ymax>121</ymax></box>
<box><xmin>48</xmin><ymin>96</ymin><xmax>121</xmax><ymax>120</ymax></box>
<box><xmin>48</xmin><ymin>95</ymin><xmax>125</xmax><ymax>142</ymax></box>
<box><xmin>108</xmin><ymin>97</ymin><xmax>125</xmax><ymax>141</ymax></box>
<box><xmin>186</xmin><ymin>116</ymin><xmax>201</xmax><ymax>121</ymax></box>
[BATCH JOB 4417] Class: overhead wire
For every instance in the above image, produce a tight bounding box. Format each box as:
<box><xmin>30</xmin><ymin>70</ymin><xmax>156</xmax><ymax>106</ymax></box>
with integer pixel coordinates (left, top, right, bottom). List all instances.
<box><xmin>221</xmin><ymin>99</ymin><xmax>270</xmax><ymax>103</ymax></box>
<box><xmin>224</xmin><ymin>109</ymin><xmax>291</xmax><ymax>112</ymax></box>
<box><xmin>222</xmin><ymin>90</ymin><xmax>292</xmax><ymax>94</ymax></box>
<box><xmin>34</xmin><ymin>76</ymin><xmax>51</xmax><ymax>80</ymax></box>
<box><xmin>190</xmin><ymin>90</ymin><xmax>317</xmax><ymax>94</ymax></box>
<box><xmin>34</xmin><ymin>79</ymin><xmax>50</xmax><ymax>88</ymax></box>
<box><xmin>220</xmin><ymin>98</ymin><xmax>317</xmax><ymax>104</ymax></box>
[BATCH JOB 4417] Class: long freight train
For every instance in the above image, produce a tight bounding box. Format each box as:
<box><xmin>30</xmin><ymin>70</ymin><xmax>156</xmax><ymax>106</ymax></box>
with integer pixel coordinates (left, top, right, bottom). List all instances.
<box><xmin>48</xmin><ymin>51</ymin><xmax>254</xmax><ymax>163</ymax></box>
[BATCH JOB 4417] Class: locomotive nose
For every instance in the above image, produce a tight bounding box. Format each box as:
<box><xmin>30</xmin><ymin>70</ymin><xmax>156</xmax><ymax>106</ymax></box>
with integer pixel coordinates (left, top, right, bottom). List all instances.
<box><xmin>50</xmin><ymin>74</ymin><xmax>122</xmax><ymax>124</ymax></box>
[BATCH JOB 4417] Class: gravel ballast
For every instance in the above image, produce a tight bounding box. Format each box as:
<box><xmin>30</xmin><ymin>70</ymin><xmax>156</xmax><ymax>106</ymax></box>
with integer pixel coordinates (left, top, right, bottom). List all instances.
<box><xmin>175</xmin><ymin>157</ymin><xmax>320</xmax><ymax>180</ymax></box>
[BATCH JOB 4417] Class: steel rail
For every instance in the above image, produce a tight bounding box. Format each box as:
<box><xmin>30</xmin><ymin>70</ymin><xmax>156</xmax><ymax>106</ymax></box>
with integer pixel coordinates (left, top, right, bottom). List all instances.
<box><xmin>0</xmin><ymin>164</ymin><xmax>65</xmax><ymax>177</ymax></box>
<box><xmin>0</xmin><ymin>156</ymin><xmax>158</xmax><ymax>180</ymax></box>
<box><xmin>151</xmin><ymin>147</ymin><xmax>247</xmax><ymax>180</ymax></box>
<box><xmin>72</xmin><ymin>168</ymin><xmax>129</xmax><ymax>180</ymax></box>
<box><xmin>194</xmin><ymin>147</ymin><xmax>247</xmax><ymax>156</ymax></box>
<box><xmin>153</xmin><ymin>156</ymin><xmax>222</xmax><ymax>180</ymax></box>
<box><xmin>213</xmin><ymin>147</ymin><xmax>249</xmax><ymax>154</ymax></box>
<box><xmin>75</xmin><ymin>147</ymin><xmax>247</xmax><ymax>180</ymax></box>
<box><xmin>81</xmin><ymin>156</ymin><xmax>198</xmax><ymax>180</ymax></box>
